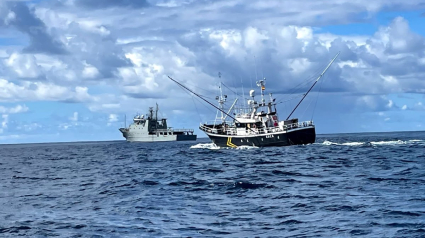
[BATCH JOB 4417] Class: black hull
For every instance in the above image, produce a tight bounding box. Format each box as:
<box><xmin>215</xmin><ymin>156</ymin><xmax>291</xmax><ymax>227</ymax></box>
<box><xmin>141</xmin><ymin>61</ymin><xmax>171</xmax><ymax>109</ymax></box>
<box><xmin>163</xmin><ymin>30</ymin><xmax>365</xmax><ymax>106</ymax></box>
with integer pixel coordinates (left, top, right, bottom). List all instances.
<box><xmin>176</xmin><ymin>134</ymin><xmax>197</xmax><ymax>141</ymax></box>
<box><xmin>206</xmin><ymin>127</ymin><xmax>315</xmax><ymax>147</ymax></box>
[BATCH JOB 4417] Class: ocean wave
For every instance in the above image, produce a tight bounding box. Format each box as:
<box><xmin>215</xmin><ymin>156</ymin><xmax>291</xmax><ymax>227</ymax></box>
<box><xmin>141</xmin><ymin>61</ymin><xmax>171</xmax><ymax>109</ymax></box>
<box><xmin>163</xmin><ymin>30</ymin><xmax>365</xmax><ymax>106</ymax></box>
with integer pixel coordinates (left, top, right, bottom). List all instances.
<box><xmin>321</xmin><ymin>139</ymin><xmax>424</xmax><ymax>146</ymax></box>
<box><xmin>190</xmin><ymin>143</ymin><xmax>258</xmax><ymax>150</ymax></box>
<box><xmin>190</xmin><ymin>143</ymin><xmax>220</xmax><ymax>149</ymax></box>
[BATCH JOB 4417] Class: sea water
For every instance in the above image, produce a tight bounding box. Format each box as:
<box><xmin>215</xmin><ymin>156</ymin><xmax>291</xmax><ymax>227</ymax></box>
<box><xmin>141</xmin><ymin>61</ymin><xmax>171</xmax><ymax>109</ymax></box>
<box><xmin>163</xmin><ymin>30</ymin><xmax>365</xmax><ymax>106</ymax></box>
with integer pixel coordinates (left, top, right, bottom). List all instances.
<box><xmin>1</xmin><ymin>131</ymin><xmax>424</xmax><ymax>237</ymax></box>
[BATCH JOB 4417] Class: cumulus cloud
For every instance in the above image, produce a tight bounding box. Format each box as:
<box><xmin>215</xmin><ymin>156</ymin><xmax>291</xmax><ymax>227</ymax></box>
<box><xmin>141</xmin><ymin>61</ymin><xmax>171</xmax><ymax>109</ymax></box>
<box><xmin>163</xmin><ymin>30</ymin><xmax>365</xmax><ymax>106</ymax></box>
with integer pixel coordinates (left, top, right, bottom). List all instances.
<box><xmin>108</xmin><ymin>114</ymin><xmax>118</xmax><ymax>122</ymax></box>
<box><xmin>0</xmin><ymin>104</ymin><xmax>29</xmax><ymax>114</ymax></box>
<box><xmin>4</xmin><ymin>53</ymin><xmax>43</xmax><ymax>78</ymax></box>
<box><xmin>1</xmin><ymin>0</ymin><xmax>425</xmax><ymax>141</ymax></box>
<box><xmin>107</xmin><ymin>113</ymin><xmax>119</xmax><ymax>126</ymax></box>
<box><xmin>69</xmin><ymin>112</ymin><xmax>78</xmax><ymax>122</ymax></box>
<box><xmin>1</xmin><ymin>1</ymin><xmax>67</xmax><ymax>54</ymax></box>
<box><xmin>0</xmin><ymin>78</ymin><xmax>94</xmax><ymax>102</ymax></box>
<box><xmin>0</xmin><ymin>115</ymin><xmax>8</xmax><ymax>133</ymax></box>
<box><xmin>73</xmin><ymin>0</ymin><xmax>149</xmax><ymax>9</ymax></box>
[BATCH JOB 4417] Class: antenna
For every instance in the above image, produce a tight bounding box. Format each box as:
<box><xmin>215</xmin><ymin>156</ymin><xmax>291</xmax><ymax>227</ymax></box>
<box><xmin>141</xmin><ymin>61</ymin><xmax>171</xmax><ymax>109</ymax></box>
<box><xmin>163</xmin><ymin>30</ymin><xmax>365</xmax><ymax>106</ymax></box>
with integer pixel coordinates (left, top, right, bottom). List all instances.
<box><xmin>124</xmin><ymin>114</ymin><xmax>126</xmax><ymax>128</ymax></box>
<box><xmin>155</xmin><ymin>103</ymin><xmax>158</xmax><ymax>121</ymax></box>
<box><xmin>254</xmin><ymin>55</ymin><xmax>258</xmax><ymax>82</ymax></box>
<box><xmin>216</xmin><ymin>72</ymin><xmax>227</xmax><ymax>122</ymax></box>
<box><xmin>240</xmin><ymin>75</ymin><xmax>247</xmax><ymax>110</ymax></box>
<box><xmin>256</xmin><ymin>78</ymin><xmax>266</xmax><ymax>105</ymax></box>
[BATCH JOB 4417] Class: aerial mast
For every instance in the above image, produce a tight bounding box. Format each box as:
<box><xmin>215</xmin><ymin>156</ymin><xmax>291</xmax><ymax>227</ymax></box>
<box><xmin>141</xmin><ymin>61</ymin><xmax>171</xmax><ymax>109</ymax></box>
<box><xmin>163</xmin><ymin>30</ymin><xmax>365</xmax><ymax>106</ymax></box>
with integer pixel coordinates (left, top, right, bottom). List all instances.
<box><xmin>216</xmin><ymin>72</ymin><xmax>227</xmax><ymax>122</ymax></box>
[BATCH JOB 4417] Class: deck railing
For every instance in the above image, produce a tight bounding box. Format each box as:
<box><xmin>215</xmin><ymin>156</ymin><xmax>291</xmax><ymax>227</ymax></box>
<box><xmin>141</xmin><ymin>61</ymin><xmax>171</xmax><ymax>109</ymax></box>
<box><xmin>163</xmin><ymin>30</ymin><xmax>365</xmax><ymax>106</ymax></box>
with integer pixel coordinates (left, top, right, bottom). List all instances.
<box><xmin>199</xmin><ymin>121</ymin><xmax>314</xmax><ymax>135</ymax></box>
<box><xmin>156</xmin><ymin>128</ymin><xmax>194</xmax><ymax>133</ymax></box>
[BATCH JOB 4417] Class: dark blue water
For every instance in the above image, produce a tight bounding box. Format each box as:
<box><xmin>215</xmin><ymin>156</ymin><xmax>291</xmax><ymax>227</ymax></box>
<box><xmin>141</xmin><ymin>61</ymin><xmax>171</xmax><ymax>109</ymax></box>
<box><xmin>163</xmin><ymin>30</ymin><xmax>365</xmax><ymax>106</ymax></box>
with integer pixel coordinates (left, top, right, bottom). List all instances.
<box><xmin>1</xmin><ymin>131</ymin><xmax>424</xmax><ymax>237</ymax></box>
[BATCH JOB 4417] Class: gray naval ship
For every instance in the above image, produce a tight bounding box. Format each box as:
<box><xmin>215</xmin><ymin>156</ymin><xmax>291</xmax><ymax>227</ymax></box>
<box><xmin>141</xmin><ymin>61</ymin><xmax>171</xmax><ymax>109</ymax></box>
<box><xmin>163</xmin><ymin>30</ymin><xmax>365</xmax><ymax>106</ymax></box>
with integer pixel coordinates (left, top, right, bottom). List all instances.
<box><xmin>119</xmin><ymin>104</ymin><xmax>197</xmax><ymax>142</ymax></box>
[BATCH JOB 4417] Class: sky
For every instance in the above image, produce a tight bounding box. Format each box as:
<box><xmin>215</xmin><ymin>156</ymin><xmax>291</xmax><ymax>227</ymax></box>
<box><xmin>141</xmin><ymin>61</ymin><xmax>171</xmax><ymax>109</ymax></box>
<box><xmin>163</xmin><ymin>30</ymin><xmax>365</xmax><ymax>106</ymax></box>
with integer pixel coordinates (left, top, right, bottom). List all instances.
<box><xmin>1</xmin><ymin>0</ymin><xmax>425</xmax><ymax>143</ymax></box>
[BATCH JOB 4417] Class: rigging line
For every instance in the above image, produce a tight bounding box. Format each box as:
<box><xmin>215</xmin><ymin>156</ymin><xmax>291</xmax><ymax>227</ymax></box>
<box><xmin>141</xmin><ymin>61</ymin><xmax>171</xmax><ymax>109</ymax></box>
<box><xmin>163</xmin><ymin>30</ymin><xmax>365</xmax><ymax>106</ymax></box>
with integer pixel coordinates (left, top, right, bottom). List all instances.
<box><xmin>274</xmin><ymin>60</ymin><xmax>331</xmax><ymax>102</ymax></box>
<box><xmin>180</xmin><ymin>80</ymin><xmax>220</xmax><ymax>96</ymax></box>
<box><xmin>168</xmin><ymin>76</ymin><xmax>239</xmax><ymax>122</ymax></box>
<box><xmin>275</xmin><ymin>69</ymin><xmax>322</xmax><ymax>98</ymax></box>
<box><xmin>301</xmin><ymin>93</ymin><xmax>315</xmax><ymax>119</ymax></box>
<box><xmin>177</xmin><ymin>84</ymin><xmax>216</xmax><ymax>116</ymax></box>
<box><xmin>169</xmin><ymin>75</ymin><xmax>260</xmax><ymax>135</ymax></box>
<box><xmin>272</xmin><ymin>77</ymin><xmax>316</xmax><ymax>104</ymax></box>
<box><xmin>286</xmin><ymin>52</ymin><xmax>340</xmax><ymax>120</ymax></box>
<box><xmin>221</xmin><ymin>82</ymin><xmax>243</xmax><ymax>97</ymax></box>
<box><xmin>254</xmin><ymin>55</ymin><xmax>258</xmax><ymax>82</ymax></box>
<box><xmin>311</xmin><ymin>73</ymin><xmax>325</xmax><ymax>121</ymax></box>
<box><xmin>276</xmin><ymin>94</ymin><xmax>303</xmax><ymax>104</ymax></box>
<box><xmin>240</xmin><ymin>75</ymin><xmax>247</xmax><ymax>109</ymax></box>
<box><xmin>190</xmin><ymin>93</ymin><xmax>202</xmax><ymax>123</ymax></box>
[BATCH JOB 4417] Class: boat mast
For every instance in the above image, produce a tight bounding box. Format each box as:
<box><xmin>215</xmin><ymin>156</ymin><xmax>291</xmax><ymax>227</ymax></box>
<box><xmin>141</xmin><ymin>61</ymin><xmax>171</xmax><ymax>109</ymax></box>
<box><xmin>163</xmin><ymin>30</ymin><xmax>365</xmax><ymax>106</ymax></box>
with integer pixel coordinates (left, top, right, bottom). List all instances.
<box><xmin>256</xmin><ymin>78</ymin><xmax>266</xmax><ymax>106</ymax></box>
<box><xmin>216</xmin><ymin>72</ymin><xmax>227</xmax><ymax>122</ymax></box>
<box><xmin>286</xmin><ymin>52</ymin><xmax>340</xmax><ymax>120</ymax></box>
<box><xmin>155</xmin><ymin>103</ymin><xmax>158</xmax><ymax>121</ymax></box>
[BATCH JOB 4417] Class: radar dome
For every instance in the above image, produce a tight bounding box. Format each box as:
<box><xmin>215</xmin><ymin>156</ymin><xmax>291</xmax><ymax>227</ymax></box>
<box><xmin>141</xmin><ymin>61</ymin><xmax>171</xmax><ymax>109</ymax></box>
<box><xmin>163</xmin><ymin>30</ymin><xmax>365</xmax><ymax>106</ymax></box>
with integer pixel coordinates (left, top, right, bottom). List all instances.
<box><xmin>249</xmin><ymin>90</ymin><xmax>255</xmax><ymax>98</ymax></box>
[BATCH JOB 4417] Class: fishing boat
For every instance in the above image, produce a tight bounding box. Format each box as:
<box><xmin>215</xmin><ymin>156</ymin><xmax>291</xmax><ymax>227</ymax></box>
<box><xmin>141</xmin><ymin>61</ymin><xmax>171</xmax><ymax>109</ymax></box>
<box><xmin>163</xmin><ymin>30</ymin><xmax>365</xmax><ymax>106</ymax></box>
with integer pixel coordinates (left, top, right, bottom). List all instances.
<box><xmin>168</xmin><ymin>52</ymin><xmax>339</xmax><ymax>147</ymax></box>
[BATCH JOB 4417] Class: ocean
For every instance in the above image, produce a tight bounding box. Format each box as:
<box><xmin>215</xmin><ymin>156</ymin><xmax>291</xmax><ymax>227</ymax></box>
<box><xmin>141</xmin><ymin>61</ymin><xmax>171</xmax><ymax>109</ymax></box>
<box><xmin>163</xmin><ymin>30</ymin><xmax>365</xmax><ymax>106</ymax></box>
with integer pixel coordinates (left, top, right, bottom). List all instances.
<box><xmin>1</xmin><ymin>131</ymin><xmax>424</xmax><ymax>237</ymax></box>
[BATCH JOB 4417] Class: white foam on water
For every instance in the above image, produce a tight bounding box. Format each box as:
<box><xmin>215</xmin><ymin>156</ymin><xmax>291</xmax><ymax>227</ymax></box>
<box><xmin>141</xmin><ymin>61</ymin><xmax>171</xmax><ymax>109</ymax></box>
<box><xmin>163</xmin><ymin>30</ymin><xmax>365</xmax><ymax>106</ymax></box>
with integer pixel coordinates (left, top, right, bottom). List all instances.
<box><xmin>190</xmin><ymin>143</ymin><xmax>220</xmax><ymax>149</ymax></box>
<box><xmin>235</xmin><ymin>145</ymin><xmax>259</xmax><ymax>150</ymax></box>
<box><xmin>321</xmin><ymin>139</ymin><xmax>423</xmax><ymax>146</ymax></box>
<box><xmin>190</xmin><ymin>143</ymin><xmax>258</xmax><ymax>150</ymax></box>
<box><xmin>341</xmin><ymin>142</ymin><xmax>364</xmax><ymax>146</ymax></box>
<box><xmin>322</xmin><ymin>140</ymin><xmax>339</xmax><ymax>145</ymax></box>
<box><xmin>322</xmin><ymin>141</ymin><xmax>366</xmax><ymax>146</ymax></box>
<box><xmin>370</xmin><ymin>140</ymin><xmax>406</xmax><ymax>145</ymax></box>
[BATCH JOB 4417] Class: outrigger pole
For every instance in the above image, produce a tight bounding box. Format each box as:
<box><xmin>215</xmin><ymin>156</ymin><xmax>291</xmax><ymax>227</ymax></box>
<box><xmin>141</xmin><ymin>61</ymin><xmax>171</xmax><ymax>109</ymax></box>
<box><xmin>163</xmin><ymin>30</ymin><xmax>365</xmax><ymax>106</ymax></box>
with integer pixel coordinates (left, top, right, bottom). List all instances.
<box><xmin>167</xmin><ymin>76</ymin><xmax>239</xmax><ymax>123</ymax></box>
<box><xmin>286</xmin><ymin>52</ymin><xmax>340</xmax><ymax>120</ymax></box>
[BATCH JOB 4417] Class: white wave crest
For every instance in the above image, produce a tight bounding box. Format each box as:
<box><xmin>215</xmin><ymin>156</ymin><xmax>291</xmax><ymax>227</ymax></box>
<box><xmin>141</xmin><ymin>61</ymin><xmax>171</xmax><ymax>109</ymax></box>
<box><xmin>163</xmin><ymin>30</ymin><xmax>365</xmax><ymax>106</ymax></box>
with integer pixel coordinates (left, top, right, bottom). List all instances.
<box><xmin>322</xmin><ymin>140</ymin><xmax>338</xmax><ymax>145</ymax></box>
<box><xmin>190</xmin><ymin>143</ymin><xmax>258</xmax><ymax>150</ymax></box>
<box><xmin>190</xmin><ymin>143</ymin><xmax>220</xmax><ymax>149</ymax></box>
<box><xmin>370</xmin><ymin>140</ymin><xmax>406</xmax><ymax>145</ymax></box>
<box><xmin>321</xmin><ymin>139</ymin><xmax>422</xmax><ymax>146</ymax></box>
<box><xmin>235</xmin><ymin>145</ymin><xmax>258</xmax><ymax>150</ymax></box>
<box><xmin>341</xmin><ymin>142</ymin><xmax>365</xmax><ymax>146</ymax></box>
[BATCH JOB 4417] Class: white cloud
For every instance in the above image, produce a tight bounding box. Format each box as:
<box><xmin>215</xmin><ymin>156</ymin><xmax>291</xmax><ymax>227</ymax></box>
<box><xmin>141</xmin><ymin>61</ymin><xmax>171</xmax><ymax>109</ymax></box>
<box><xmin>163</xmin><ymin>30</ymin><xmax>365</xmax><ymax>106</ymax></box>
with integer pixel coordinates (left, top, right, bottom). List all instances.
<box><xmin>0</xmin><ymin>104</ymin><xmax>28</xmax><ymax>114</ymax></box>
<box><xmin>16</xmin><ymin>122</ymin><xmax>42</xmax><ymax>132</ymax></box>
<box><xmin>69</xmin><ymin>112</ymin><xmax>78</xmax><ymax>122</ymax></box>
<box><xmin>108</xmin><ymin>114</ymin><xmax>118</xmax><ymax>122</ymax></box>
<box><xmin>4</xmin><ymin>53</ymin><xmax>43</xmax><ymax>78</ymax></box>
<box><xmin>1</xmin><ymin>0</ymin><xmax>425</xmax><ymax>142</ymax></box>
<box><xmin>0</xmin><ymin>78</ymin><xmax>95</xmax><ymax>103</ymax></box>
<box><xmin>107</xmin><ymin>113</ymin><xmax>119</xmax><ymax>126</ymax></box>
<box><xmin>0</xmin><ymin>115</ymin><xmax>8</xmax><ymax>133</ymax></box>
<box><xmin>414</xmin><ymin>102</ymin><xmax>425</xmax><ymax>110</ymax></box>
